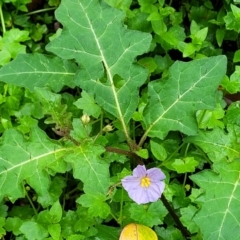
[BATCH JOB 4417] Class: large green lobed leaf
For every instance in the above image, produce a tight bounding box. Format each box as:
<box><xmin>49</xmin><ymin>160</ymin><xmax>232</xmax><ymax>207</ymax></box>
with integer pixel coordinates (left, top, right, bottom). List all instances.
<box><xmin>0</xmin><ymin>53</ymin><xmax>77</xmax><ymax>92</ymax></box>
<box><xmin>141</xmin><ymin>56</ymin><xmax>227</xmax><ymax>142</ymax></box>
<box><xmin>190</xmin><ymin>161</ymin><xmax>240</xmax><ymax>240</ymax></box>
<box><xmin>65</xmin><ymin>144</ymin><xmax>110</xmax><ymax>195</ymax></box>
<box><xmin>0</xmin><ymin>127</ymin><xmax>67</xmax><ymax>204</ymax></box>
<box><xmin>46</xmin><ymin>0</ymin><xmax>152</xmax><ymax>125</ymax></box>
<box><xmin>185</xmin><ymin>126</ymin><xmax>240</xmax><ymax>162</ymax></box>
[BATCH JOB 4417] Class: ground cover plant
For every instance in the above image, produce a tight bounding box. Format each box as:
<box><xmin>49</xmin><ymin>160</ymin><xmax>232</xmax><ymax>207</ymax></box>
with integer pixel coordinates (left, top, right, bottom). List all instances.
<box><xmin>0</xmin><ymin>0</ymin><xmax>240</xmax><ymax>239</ymax></box>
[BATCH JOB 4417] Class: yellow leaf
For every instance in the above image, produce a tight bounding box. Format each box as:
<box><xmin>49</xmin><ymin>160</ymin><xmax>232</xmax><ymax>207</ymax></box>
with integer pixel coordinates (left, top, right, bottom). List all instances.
<box><xmin>119</xmin><ymin>223</ymin><xmax>157</xmax><ymax>240</ymax></box>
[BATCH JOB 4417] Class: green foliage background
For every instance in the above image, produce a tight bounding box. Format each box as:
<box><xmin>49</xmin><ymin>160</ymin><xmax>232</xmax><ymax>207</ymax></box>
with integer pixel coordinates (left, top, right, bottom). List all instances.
<box><xmin>0</xmin><ymin>0</ymin><xmax>240</xmax><ymax>239</ymax></box>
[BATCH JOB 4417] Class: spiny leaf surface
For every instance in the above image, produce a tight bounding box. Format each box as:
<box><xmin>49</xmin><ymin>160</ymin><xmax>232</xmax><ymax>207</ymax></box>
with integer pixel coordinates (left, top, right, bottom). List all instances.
<box><xmin>190</xmin><ymin>161</ymin><xmax>240</xmax><ymax>240</ymax></box>
<box><xmin>185</xmin><ymin>126</ymin><xmax>240</xmax><ymax>162</ymax></box>
<box><xmin>65</xmin><ymin>144</ymin><xmax>109</xmax><ymax>195</ymax></box>
<box><xmin>0</xmin><ymin>53</ymin><xmax>77</xmax><ymax>92</ymax></box>
<box><xmin>142</xmin><ymin>56</ymin><xmax>227</xmax><ymax>140</ymax></box>
<box><xmin>0</xmin><ymin>127</ymin><xmax>67</xmax><ymax>203</ymax></box>
<box><xmin>46</xmin><ymin>0</ymin><xmax>152</xmax><ymax>124</ymax></box>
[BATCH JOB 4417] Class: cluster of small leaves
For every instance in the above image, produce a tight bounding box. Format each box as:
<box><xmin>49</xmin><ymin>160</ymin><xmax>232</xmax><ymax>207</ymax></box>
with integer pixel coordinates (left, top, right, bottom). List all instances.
<box><xmin>0</xmin><ymin>0</ymin><xmax>240</xmax><ymax>239</ymax></box>
<box><xmin>0</xmin><ymin>0</ymin><xmax>61</xmax><ymax>136</ymax></box>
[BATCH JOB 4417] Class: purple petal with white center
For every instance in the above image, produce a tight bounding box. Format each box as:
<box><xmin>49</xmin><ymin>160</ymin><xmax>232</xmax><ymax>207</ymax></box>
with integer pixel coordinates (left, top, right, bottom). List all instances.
<box><xmin>132</xmin><ymin>165</ymin><xmax>147</xmax><ymax>178</ymax></box>
<box><xmin>147</xmin><ymin>168</ymin><xmax>166</xmax><ymax>181</ymax></box>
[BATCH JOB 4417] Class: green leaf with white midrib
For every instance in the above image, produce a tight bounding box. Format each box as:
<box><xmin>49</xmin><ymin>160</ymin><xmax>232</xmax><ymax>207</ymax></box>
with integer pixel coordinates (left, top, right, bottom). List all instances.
<box><xmin>0</xmin><ymin>53</ymin><xmax>77</xmax><ymax>92</ymax></box>
<box><xmin>185</xmin><ymin>126</ymin><xmax>240</xmax><ymax>162</ymax></box>
<box><xmin>190</xmin><ymin>161</ymin><xmax>240</xmax><ymax>240</ymax></box>
<box><xmin>139</xmin><ymin>56</ymin><xmax>227</xmax><ymax>146</ymax></box>
<box><xmin>46</xmin><ymin>0</ymin><xmax>152</xmax><ymax>142</ymax></box>
<box><xmin>0</xmin><ymin>127</ymin><xmax>67</xmax><ymax>204</ymax></box>
<box><xmin>64</xmin><ymin>144</ymin><xmax>110</xmax><ymax>195</ymax></box>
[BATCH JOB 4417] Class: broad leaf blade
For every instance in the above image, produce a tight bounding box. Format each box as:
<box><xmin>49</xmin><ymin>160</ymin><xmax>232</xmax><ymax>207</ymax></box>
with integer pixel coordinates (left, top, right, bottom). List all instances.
<box><xmin>65</xmin><ymin>144</ymin><xmax>109</xmax><ymax>195</ymax></box>
<box><xmin>0</xmin><ymin>53</ymin><xmax>77</xmax><ymax>92</ymax></box>
<box><xmin>0</xmin><ymin>127</ymin><xmax>67</xmax><ymax>203</ymax></box>
<box><xmin>185</xmin><ymin>126</ymin><xmax>240</xmax><ymax>162</ymax></box>
<box><xmin>77</xmin><ymin>192</ymin><xmax>111</xmax><ymax>218</ymax></box>
<box><xmin>46</xmin><ymin>0</ymin><xmax>152</xmax><ymax>125</ymax></box>
<box><xmin>94</xmin><ymin>225</ymin><xmax>120</xmax><ymax>240</ymax></box>
<box><xmin>142</xmin><ymin>56</ymin><xmax>227</xmax><ymax>141</ymax></box>
<box><xmin>190</xmin><ymin>162</ymin><xmax>240</xmax><ymax>240</ymax></box>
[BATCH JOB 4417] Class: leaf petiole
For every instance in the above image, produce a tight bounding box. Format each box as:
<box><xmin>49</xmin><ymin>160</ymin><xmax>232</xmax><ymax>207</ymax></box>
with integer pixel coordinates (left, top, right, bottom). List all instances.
<box><xmin>23</xmin><ymin>183</ymin><xmax>38</xmax><ymax>216</ymax></box>
<box><xmin>159</xmin><ymin>142</ymin><xmax>185</xmax><ymax>168</ymax></box>
<box><xmin>119</xmin><ymin>187</ymin><xmax>124</xmax><ymax>227</ymax></box>
<box><xmin>23</xmin><ymin>7</ymin><xmax>56</xmax><ymax>16</ymax></box>
<box><xmin>0</xmin><ymin>2</ymin><xmax>6</xmax><ymax>34</ymax></box>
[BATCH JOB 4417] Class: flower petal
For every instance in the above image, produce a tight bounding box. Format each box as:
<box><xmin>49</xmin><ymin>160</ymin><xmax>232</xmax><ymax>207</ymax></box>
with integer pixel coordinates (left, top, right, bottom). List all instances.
<box><xmin>146</xmin><ymin>182</ymin><xmax>165</xmax><ymax>202</ymax></box>
<box><xmin>132</xmin><ymin>165</ymin><xmax>147</xmax><ymax>178</ymax></box>
<box><xmin>147</xmin><ymin>168</ymin><xmax>166</xmax><ymax>181</ymax></box>
<box><xmin>121</xmin><ymin>165</ymin><xmax>166</xmax><ymax>204</ymax></box>
<box><xmin>121</xmin><ymin>176</ymin><xmax>140</xmax><ymax>191</ymax></box>
<box><xmin>128</xmin><ymin>187</ymin><xmax>150</xmax><ymax>204</ymax></box>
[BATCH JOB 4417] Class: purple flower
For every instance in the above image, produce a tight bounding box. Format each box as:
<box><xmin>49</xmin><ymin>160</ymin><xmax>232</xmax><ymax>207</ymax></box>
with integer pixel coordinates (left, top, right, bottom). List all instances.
<box><xmin>121</xmin><ymin>165</ymin><xmax>166</xmax><ymax>204</ymax></box>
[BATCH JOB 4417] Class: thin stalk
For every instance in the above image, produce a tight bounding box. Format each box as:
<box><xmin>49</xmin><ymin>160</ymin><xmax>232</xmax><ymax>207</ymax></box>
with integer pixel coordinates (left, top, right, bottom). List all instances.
<box><xmin>93</xmin><ymin>130</ymin><xmax>101</xmax><ymax>143</ymax></box>
<box><xmin>62</xmin><ymin>172</ymin><xmax>69</xmax><ymax>210</ymax></box>
<box><xmin>132</xmin><ymin>121</ymin><xmax>136</xmax><ymax>141</ymax></box>
<box><xmin>23</xmin><ymin>184</ymin><xmax>38</xmax><ymax>216</ymax></box>
<box><xmin>105</xmin><ymin>146</ymin><xmax>143</xmax><ymax>165</ymax></box>
<box><xmin>161</xmin><ymin>194</ymin><xmax>191</xmax><ymax>238</ymax></box>
<box><xmin>0</xmin><ymin>2</ymin><xmax>6</xmax><ymax>34</ymax></box>
<box><xmin>184</xmin><ymin>143</ymin><xmax>190</xmax><ymax>157</ymax></box>
<box><xmin>183</xmin><ymin>173</ymin><xmax>187</xmax><ymax>186</ymax></box>
<box><xmin>119</xmin><ymin>187</ymin><xmax>124</xmax><ymax>227</ymax></box>
<box><xmin>159</xmin><ymin>142</ymin><xmax>185</xmax><ymax>167</ymax></box>
<box><xmin>197</xmin><ymin>109</ymin><xmax>207</xmax><ymax>128</ymax></box>
<box><xmin>110</xmin><ymin>212</ymin><xmax>119</xmax><ymax>223</ymax></box>
<box><xmin>100</xmin><ymin>111</ymin><xmax>103</xmax><ymax>132</ymax></box>
<box><xmin>138</xmin><ymin>128</ymin><xmax>150</xmax><ymax>148</ymax></box>
<box><xmin>194</xmin><ymin>144</ymin><xmax>212</xmax><ymax>164</ymax></box>
<box><xmin>182</xmin><ymin>143</ymin><xmax>190</xmax><ymax>186</ymax></box>
<box><xmin>93</xmin><ymin>113</ymin><xmax>104</xmax><ymax>143</ymax></box>
<box><xmin>67</xmin><ymin>135</ymin><xmax>80</xmax><ymax>146</ymax></box>
<box><xmin>23</xmin><ymin>7</ymin><xmax>56</xmax><ymax>16</ymax></box>
<box><xmin>65</xmin><ymin>187</ymin><xmax>79</xmax><ymax>197</ymax></box>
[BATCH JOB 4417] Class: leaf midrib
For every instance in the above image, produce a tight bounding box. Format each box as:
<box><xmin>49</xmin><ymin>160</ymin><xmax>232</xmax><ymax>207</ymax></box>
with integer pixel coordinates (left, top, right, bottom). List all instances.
<box><xmin>0</xmin><ymin>148</ymin><xmax>67</xmax><ymax>176</ymax></box>
<box><xmin>0</xmin><ymin>72</ymin><xmax>75</xmax><ymax>76</ymax></box>
<box><xmin>80</xmin><ymin>1</ymin><xmax>130</xmax><ymax>142</ymax></box>
<box><xmin>217</xmin><ymin>170</ymin><xmax>240</xmax><ymax>239</ymax></box>
<box><xmin>138</xmin><ymin>60</ymin><xmax>223</xmax><ymax>146</ymax></box>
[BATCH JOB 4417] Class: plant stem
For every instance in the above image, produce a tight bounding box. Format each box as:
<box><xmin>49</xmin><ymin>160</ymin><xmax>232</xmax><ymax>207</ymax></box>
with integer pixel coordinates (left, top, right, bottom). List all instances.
<box><xmin>119</xmin><ymin>187</ymin><xmax>124</xmax><ymax>227</ymax></box>
<box><xmin>197</xmin><ymin>109</ymin><xmax>207</xmax><ymax>128</ymax></box>
<box><xmin>159</xmin><ymin>142</ymin><xmax>185</xmax><ymax>167</ymax></box>
<box><xmin>110</xmin><ymin>211</ymin><xmax>119</xmax><ymax>223</ymax></box>
<box><xmin>67</xmin><ymin>135</ymin><xmax>80</xmax><ymax>146</ymax></box>
<box><xmin>184</xmin><ymin>143</ymin><xmax>190</xmax><ymax>156</ymax></box>
<box><xmin>62</xmin><ymin>172</ymin><xmax>69</xmax><ymax>210</ymax></box>
<box><xmin>0</xmin><ymin>2</ymin><xmax>6</xmax><ymax>34</ymax></box>
<box><xmin>23</xmin><ymin>184</ymin><xmax>38</xmax><ymax>216</ymax></box>
<box><xmin>137</xmin><ymin>130</ymin><xmax>149</xmax><ymax>148</ymax></box>
<box><xmin>65</xmin><ymin>186</ymin><xmax>79</xmax><ymax>197</ymax></box>
<box><xmin>182</xmin><ymin>143</ymin><xmax>190</xmax><ymax>186</ymax></box>
<box><xmin>194</xmin><ymin>144</ymin><xmax>212</xmax><ymax>164</ymax></box>
<box><xmin>100</xmin><ymin>111</ymin><xmax>103</xmax><ymax>132</ymax></box>
<box><xmin>161</xmin><ymin>194</ymin><xmax>191</xmax><ymax>238</ymax></box>
<box><xmin>23</xmin><ymin>7</ymin><xmax>56</xmax><ymax>16</ymax></box>
<box><xmin>183</xmin><ymin>173</ymin><xmax>187</xmax><ymax>186</ymax></box>
<box><xmin>105</xmin><ymin>146</ymin><xmax>143</xmax><ymax>165</ymax></box>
